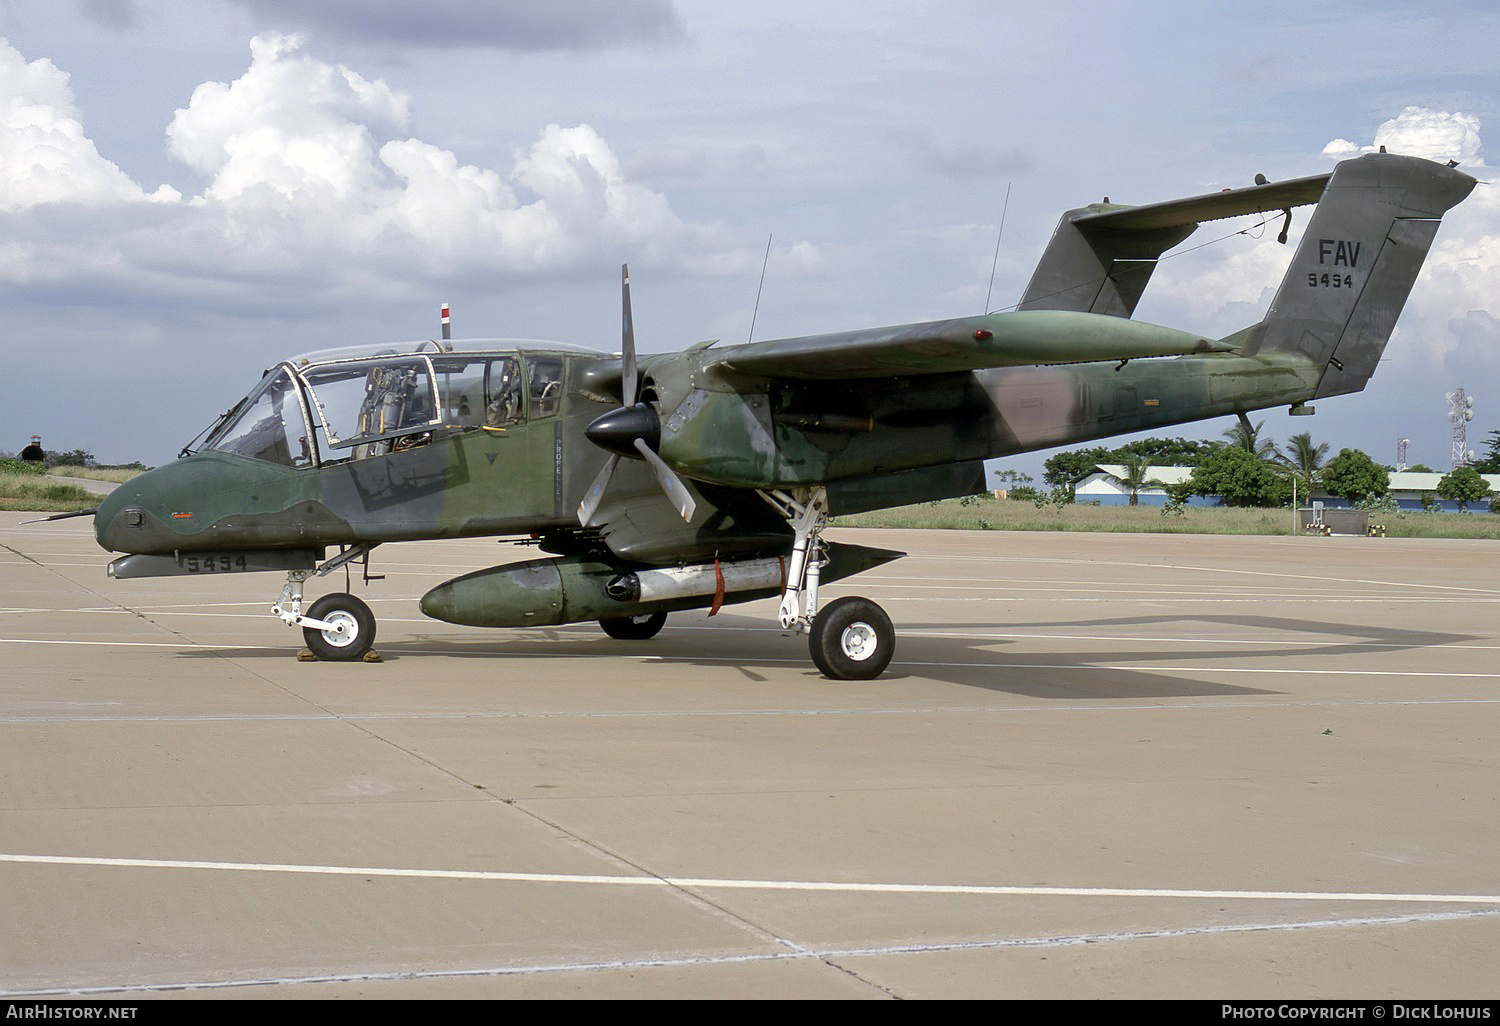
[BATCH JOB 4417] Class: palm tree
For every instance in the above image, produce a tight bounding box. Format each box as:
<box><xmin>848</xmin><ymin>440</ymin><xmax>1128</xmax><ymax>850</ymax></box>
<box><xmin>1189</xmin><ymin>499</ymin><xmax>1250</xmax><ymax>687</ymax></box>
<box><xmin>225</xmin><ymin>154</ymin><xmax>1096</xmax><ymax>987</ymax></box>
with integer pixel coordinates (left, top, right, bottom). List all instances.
<box><xmin>1277</xmin><ymin>431</ymin><xmax>1330</xmax><ymax>500</ymax></box>
<box><xmin>1104</xmin><ymin>452</ymin><xmax>1164</xmax><ymax>506</ymax></box>
<box><xmin>1223</xmin><ymin>418</ymin><xmax>1278</xmax><ymax>459</ymax></box>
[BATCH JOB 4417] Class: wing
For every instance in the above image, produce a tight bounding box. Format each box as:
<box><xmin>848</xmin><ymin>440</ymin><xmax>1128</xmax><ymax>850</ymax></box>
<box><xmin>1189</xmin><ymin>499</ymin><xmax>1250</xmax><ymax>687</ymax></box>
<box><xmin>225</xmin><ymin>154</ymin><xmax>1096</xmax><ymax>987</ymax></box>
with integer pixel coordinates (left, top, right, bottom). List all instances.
<box><xmin>705</xmin><ymin>309</ymin><xmax>1235</xmax><ymax>382</ymax></box>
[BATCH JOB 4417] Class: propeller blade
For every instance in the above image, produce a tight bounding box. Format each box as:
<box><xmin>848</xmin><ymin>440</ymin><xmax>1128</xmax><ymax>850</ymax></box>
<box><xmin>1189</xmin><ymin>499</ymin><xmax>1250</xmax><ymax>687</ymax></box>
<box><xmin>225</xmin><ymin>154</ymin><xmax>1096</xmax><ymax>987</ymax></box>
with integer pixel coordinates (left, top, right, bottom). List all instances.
<box><xmin>620</xmin><ymin>263</ymin><xmax>638</xmax><ymax>405</ymax></box>
<box><xmin>633</xmin><ymin>437</ymin><xmax>697</xmax><ymax>522</ymax></box>
<box><xmin>577</xmin><ymin>454</ymin><xmax>621</xmax><ymax>526</ymax></box>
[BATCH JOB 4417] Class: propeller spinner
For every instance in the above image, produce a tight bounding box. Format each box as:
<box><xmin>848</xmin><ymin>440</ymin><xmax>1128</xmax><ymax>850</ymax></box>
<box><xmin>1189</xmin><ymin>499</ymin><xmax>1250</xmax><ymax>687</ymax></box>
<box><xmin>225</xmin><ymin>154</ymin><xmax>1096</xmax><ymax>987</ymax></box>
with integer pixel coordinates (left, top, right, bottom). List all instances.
<box><xmin>577</xmin><ymin>265</ymin><xmax>698</xmax><ymax>526</ymax></box>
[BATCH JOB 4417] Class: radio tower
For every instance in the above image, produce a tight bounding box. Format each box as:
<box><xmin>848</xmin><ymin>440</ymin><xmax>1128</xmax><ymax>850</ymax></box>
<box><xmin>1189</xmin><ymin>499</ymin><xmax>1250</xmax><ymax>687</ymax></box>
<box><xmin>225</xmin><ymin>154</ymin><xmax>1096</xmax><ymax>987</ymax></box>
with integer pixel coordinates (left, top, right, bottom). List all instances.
<box><xmin>1447</xmin><ymin>387</ymin><xmax>1475</xmax><ymax>468</ymax></box>
<box><xmin>1396</xmin><ymin>438</ymin><xmax>1409</xmax><ymax>472</ymax></box>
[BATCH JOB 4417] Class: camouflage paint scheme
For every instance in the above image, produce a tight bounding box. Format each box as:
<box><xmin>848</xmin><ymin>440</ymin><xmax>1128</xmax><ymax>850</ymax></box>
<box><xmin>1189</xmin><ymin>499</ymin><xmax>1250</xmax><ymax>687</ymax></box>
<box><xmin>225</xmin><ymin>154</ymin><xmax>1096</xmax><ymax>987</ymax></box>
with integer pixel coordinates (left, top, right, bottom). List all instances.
<box><xmin>95</xmin><ymin>152</ymin><xmax>1475</xmax><ymax>630</ymax></box>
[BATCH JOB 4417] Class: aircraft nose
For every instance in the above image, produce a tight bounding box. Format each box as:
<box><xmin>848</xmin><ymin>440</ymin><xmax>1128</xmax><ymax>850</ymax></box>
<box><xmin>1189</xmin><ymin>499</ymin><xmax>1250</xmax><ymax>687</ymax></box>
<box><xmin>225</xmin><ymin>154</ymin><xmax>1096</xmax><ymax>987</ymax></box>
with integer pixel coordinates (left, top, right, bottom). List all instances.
<box><xmin>93</xmin><ymin>462</ymin><xmax>186</xmax><ymax>554</ymax></box>
<box><xmin>94</xmin><ymin>483</ymin><xmax>152</xmax><ymax>553</ymax></box>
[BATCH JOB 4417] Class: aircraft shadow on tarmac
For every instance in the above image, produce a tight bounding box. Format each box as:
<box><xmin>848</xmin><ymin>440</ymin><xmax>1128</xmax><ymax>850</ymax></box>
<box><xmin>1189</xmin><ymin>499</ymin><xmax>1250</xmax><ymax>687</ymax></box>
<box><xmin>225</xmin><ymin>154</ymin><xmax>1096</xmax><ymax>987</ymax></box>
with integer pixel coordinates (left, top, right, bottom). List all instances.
<box><xmin>173</xmin><ymin>610</ymin><xmax>1478</xmax><ymax>701</ymax></box>
<box><xmin>883</xmin><ymin>612</ymin><xmax>1481</xmax><ymax>699</ymax></box>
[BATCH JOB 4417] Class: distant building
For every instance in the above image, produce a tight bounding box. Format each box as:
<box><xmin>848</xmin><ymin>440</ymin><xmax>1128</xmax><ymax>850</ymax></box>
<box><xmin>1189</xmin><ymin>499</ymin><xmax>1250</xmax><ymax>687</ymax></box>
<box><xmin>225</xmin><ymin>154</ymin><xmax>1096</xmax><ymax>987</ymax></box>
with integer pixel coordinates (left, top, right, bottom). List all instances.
<box><xmin>1321</xmin><ymin>471</ymin><xmax>1500</xmax><ymax>513</ymax></box>
<box><xmin>1072</xmin><ymin>465</ymin><xmax>1214</xmax><ymax>507</ymax></box>
<box><xmin>1073</xmin><ymin>464</ymin><xmax>1500</xmax><ymax>512</ymax></box>
<box><xmin>19</xmin><ymin>435</ymin><xmax>43</xmax><ymax>463</ymax></box>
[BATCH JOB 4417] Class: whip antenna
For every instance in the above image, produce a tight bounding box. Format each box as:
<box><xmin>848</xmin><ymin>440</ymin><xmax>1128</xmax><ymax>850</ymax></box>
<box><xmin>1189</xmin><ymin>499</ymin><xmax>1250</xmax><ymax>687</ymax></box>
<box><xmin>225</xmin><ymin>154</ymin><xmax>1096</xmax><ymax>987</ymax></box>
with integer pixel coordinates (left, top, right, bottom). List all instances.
<box><xmin>984</xmin><ymin>184</ymin><xmax>1011</xmax><ymax>314</ymax></box>
<box><xmin>748</xmin><ymin>233</ymin><xmax>772</xmax><ymax>343</ymax></box>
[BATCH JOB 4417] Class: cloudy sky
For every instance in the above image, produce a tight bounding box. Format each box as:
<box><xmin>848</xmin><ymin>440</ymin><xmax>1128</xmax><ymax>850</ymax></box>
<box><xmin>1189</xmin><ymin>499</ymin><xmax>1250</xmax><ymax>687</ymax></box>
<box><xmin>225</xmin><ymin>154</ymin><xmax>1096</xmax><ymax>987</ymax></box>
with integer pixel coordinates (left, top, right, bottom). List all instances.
<box><xmin>2</xmin><ymin>0</ymin><xmax>1498</xmax><ymax>477</ymax></box>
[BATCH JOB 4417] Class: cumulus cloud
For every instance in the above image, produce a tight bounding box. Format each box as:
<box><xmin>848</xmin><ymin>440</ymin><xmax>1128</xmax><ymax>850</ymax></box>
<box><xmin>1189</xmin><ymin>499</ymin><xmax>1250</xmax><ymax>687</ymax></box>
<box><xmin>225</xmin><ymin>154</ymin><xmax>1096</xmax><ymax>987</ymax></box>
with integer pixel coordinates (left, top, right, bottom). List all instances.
<box><xmin>0</xmin><ymin>40</ymin><xmax>179</xmax><ymax>210</ymax></box>
<box><xmin>224</xmin><ymin>0</ymin><xmax>684</xmax><ymax>52</ymax></box>
<box><xmin>167</xmin><ymin>32</ymin><xmax>410</xmax><ymax>204</ymax></box>
<box><xmin>0</xmin><ymin>33</ymin><xmax>757</xmax><ymax>307</ymax></box>
<box><xmin>1322</xmin><ymin>107</ymin><xmax>1484</xmax><ymax>166</ymax></box>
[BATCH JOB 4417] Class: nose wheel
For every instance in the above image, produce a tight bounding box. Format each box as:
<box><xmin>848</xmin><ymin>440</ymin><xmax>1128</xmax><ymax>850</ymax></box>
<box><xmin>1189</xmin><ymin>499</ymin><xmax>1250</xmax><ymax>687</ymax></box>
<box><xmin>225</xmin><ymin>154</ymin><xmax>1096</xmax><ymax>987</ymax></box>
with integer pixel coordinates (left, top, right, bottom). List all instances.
<box><xmin>301</xmin><ymin>593</ymin><xmax>377</xmax><ymax>661</ymax></box>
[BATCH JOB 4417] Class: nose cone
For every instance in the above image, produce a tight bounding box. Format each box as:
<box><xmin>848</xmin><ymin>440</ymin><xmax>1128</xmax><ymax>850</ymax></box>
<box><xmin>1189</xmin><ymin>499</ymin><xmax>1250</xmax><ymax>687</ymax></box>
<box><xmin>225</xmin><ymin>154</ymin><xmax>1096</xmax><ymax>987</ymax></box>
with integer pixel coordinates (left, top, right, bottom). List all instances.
<box><xmin>94</xmin><ymin>465</ymin><xmax>169</xmax><ymax>553</ymax></box>
<box><xmin>93</xmin><ymin>487</ymin><xmax>123</xmax><ymax>550</ymax></box>
<box><xmin>584</xmin><ymin>402</ymin><xmax>660</xmax><ymax>459</ymax></box>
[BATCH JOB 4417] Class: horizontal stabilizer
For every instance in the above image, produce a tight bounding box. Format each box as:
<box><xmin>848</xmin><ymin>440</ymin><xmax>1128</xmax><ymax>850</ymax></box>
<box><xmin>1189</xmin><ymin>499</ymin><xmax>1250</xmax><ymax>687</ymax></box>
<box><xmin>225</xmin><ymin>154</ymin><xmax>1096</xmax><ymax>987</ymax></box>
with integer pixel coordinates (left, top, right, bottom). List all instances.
<box><xmin>1075</xmin><ymin>172</ymin><xmax>1331</xmax><ymax>231</ymax></box>
<box><xmin>711</xmin><ymin>310</ymin><xmax>1234</xmax><ymax>381</ymax></box>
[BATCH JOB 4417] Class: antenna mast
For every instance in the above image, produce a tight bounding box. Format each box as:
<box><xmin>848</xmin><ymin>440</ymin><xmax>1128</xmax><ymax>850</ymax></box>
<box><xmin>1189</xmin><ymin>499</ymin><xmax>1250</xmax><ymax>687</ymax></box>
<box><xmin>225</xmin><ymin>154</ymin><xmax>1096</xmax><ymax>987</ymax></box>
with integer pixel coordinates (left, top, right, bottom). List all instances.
<box><xmin>1447</xmin><ymin>387</ymin><xmax>1475</xmax><ymax>468</ymax></box>
<box><xmin>748</xmin><ymin>234</ymin><xmax>772</xmax><ymax>343</ymax></box>
<box><xmin>984</xmin><ymin>184</ymin><xmax>1012</xmax><ymax>314</ymax></box>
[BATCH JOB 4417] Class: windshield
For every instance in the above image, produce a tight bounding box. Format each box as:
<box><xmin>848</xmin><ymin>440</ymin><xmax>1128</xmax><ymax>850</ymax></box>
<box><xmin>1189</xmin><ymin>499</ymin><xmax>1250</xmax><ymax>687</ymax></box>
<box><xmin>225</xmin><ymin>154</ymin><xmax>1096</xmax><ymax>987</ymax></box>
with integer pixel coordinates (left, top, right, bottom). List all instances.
<box><xmin>203</xmin><ymin>367</ymin><xmax>313</xmax><ymax>467</ymax></box>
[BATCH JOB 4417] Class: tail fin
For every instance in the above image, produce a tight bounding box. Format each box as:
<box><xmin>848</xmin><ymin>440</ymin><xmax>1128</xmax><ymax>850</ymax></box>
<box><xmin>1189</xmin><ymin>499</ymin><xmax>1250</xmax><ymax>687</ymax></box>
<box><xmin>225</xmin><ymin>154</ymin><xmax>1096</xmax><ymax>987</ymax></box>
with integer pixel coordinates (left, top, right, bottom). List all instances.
<box><xmin>1243</xmin><ymin>152</ymin><xmax>1475</xmax><ymax>398</ymax></box>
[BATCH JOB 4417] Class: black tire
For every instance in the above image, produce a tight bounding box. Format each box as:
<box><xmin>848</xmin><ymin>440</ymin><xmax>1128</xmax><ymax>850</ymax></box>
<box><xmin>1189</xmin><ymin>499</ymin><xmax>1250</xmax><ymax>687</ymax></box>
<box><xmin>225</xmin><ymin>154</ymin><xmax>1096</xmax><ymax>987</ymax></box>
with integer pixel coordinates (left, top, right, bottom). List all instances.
<box><xmin>599</xmin><ymin>611</ymin><xmax>667</xmax><ymax>640</ymax></box>
<box><xmin>302</xmin><ymin>593</ymin><xmax>377</xmax><ymax>661</ymax></box>
<box><xmin>809</xmin><ymin>596</ymin><xmax>895</xmax><ymax>680</ymax></box>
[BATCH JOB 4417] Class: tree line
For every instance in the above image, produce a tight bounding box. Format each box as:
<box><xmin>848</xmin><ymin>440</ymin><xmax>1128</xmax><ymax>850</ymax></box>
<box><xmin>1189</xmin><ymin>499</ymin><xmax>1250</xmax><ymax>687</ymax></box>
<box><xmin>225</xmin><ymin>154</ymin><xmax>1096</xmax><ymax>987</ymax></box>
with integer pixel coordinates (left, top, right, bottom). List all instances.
<box><xmin>998</xmin><ymin>425</ymin><xmax>1500</xmax><ymax>511</ymax></box>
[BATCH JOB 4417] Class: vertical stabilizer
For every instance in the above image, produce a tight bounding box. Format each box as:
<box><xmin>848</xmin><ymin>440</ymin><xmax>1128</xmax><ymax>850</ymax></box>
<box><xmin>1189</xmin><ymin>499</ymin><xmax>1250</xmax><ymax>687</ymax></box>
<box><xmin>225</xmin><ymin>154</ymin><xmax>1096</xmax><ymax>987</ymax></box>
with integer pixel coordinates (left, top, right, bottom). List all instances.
<box><xmin>1244</xmin><ymin>152</ymin><xmax>1475</xmax><ymax>398</ymax></box>
<box><xmin>1018</xmin><ymin>208</ymin><xmax>1194</xmax><ymax>318</ymax></box>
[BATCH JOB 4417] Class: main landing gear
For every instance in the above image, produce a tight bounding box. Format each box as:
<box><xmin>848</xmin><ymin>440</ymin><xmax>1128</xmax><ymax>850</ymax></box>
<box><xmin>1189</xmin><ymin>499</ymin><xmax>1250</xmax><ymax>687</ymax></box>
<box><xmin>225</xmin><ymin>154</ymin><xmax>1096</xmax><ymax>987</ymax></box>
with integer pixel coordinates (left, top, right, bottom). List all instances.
<box><xmin>599</xmin><ymin>611</ymin><xmax>668</xmax><ymax>640</ymax></box>
<box><xmin>762</xmin><ymin>486</ymin><xmax>896</xmax><ymax>680</ymax></box>
<box><xmin>272</xmin><ymin>545</ymin><xmax>380</xmax><ymax>661</ymax></box>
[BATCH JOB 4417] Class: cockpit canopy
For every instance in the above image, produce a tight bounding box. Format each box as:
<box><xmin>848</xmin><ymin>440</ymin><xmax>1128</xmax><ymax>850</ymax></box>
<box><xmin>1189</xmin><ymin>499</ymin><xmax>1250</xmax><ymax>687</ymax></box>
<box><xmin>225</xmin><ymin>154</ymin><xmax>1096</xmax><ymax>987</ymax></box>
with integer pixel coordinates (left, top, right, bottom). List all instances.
<box><xmin>200</xmin><ymin>341</ymin><xmax>580</xmax><ymax>468</ymax></box>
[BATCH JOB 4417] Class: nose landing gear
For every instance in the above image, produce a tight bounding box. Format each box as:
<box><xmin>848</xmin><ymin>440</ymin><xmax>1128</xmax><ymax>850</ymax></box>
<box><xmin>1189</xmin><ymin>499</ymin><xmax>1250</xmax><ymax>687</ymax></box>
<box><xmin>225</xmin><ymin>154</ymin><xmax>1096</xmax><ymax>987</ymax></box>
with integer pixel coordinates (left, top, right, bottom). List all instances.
<box><xmin>272</xmin><ymin>544</ymin><xmax>381</xmax><ymax>661</ymax></box>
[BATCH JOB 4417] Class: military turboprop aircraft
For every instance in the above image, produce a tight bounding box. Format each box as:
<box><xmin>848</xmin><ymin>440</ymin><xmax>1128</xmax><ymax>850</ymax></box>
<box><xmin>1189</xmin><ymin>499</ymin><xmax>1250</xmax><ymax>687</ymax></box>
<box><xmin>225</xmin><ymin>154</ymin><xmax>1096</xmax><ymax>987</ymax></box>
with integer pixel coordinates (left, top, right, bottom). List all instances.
<box><xmin>87</xmin><ymin>151</ymin><xmax>1473</xmax><ymax>678</ymax></box>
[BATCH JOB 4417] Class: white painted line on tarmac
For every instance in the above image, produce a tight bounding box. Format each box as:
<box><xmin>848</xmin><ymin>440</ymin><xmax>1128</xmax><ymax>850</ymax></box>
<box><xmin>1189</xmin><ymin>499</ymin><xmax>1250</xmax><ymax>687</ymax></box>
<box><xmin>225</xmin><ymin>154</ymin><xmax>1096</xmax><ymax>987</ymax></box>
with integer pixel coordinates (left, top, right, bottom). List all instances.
<box><xmin>0</xmin><ymin>638</ymin><xmax>264</xmax><ymax>649</ymax></box>
<box><xmin>895</xmin><ymin>553</ymin><xmax>1500</xmax><ymax>596</ymax></box>
<box><xmin>891</xmin><ymin>661</ymin><xmax>1500</xmax><ymax>678</ymax></box>
<box><xmin>879</xmin><ymin>596</ymin><xmax>1500</xmax><ymax>604</ymax></box>
<box><xmin>681</xmin><ymin>626</ymin><xmax>1500</xmax><ymax>652</ymax></box>
<box><xmin>6</xmin><ymin>695</ymin><xmax>1500</xmax><ymax>724</ymax></box>
<box><xmin>6</xmin><ymin>907</ymin><xmax>1497</xmax><ymax>997</ymax></box>
<box><xmin>4</xmin><ymin>852</ymin><xmax>1498</xmax><ymax>905</ymax></box>
<box><xmin>4</xmin><ymin>636</ymin><xmax>1500</xmax><ymax>680</ymax></box>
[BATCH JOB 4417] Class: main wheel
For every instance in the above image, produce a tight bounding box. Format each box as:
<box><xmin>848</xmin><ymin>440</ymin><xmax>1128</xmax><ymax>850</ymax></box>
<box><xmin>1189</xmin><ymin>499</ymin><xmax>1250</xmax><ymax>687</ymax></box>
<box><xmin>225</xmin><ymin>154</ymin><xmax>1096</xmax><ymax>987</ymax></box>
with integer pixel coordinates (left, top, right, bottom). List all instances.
<box><xmin>809</xmin><ymin>596</ymin><xmax>895</xmax><ymax>680</ymax></box>
<box><xmin>599</xmin><ymin>611</ymin><xmax>667</xmax><ymax>640</ymax></box>
<box><xmin>302</xmin><ymin>593</ymin><xmax>377</xmax><ymax>661</ymax></box>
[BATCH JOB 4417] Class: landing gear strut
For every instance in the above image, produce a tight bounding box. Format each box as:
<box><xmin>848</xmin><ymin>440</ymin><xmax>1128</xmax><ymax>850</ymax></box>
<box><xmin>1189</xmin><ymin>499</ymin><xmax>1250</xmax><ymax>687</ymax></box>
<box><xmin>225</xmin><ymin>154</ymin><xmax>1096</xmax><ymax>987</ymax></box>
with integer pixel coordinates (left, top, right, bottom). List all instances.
<box><xmin>272</xmin><ymin>545</ymin><xmax>380</xmax><ymax>661</ymax></box>
<box><xmin>762</xmin><ymin>486</ymin><xmax>896</xmax><ymax>680</ymax></box>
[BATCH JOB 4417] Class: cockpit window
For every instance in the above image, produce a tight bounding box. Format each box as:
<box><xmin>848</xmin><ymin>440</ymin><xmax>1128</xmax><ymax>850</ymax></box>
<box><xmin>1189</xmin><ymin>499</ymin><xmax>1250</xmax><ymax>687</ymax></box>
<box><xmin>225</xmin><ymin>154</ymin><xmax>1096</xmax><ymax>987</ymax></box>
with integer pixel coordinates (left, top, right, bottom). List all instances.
<box><xmin>205</xmin><ymin>368</ymin><xmax>313</xmax><ymax>467</ymax></box>
<box><xmin>299</xmin><ymin>357</ymin><xmax>439</xmax><ymax>460</ymax></box>
<box><xmin>487</xmin><ymin>357</ymin><xmax>524</xmax><ymax>426</ymax></box>
<box><xmin>431</xmin><ymin>356</ymin><xmax>488</xmax><ymax>429</ymax></box>
<box><xmin>528</xmin><ymin>357</ymin><xmax>563</xmax><ymax>419</ymax></box>
<box><xmin>430</xmin><ymin>355</ymin><xmax>524</xmax><ymax>429</ymax></box>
